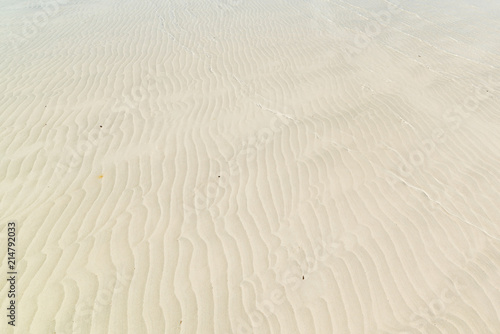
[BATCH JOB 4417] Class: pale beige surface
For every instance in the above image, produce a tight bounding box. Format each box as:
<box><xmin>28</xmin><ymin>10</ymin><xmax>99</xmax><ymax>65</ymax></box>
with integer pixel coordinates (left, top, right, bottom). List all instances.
<box><xmin>1</xmin><ymin>0</ymin><xmax>500</xmax><ymax>333</ymax></box>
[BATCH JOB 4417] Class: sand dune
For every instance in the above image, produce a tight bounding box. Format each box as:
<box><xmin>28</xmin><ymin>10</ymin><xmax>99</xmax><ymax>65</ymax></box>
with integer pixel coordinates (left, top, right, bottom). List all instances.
<box><xmin>1</xmin><ymin>0</ymin><xmax>500</xmax><ymax>333</ymax></box>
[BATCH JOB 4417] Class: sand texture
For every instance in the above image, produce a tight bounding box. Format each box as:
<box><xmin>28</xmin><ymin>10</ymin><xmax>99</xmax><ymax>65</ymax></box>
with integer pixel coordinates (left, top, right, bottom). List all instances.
<box><xmin>1</xmin><ymin>0</ymin><xmax>500</xmax><ymax>333</ymax></box>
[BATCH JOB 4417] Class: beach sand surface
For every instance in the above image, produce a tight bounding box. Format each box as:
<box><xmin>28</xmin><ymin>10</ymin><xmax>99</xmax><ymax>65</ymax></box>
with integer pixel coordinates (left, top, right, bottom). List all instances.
<box><xmin>1</xmin><ymin>0</ymin><xmax>499</xmax><ymax>333</ymax></box>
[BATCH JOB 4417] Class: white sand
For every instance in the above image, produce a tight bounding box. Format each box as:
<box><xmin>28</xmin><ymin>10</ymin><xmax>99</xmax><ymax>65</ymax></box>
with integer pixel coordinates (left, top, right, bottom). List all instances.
<box><xmin>1</xmin><ymin>0</ymin><xmax>500</xmax><ymax>333</ymax></box>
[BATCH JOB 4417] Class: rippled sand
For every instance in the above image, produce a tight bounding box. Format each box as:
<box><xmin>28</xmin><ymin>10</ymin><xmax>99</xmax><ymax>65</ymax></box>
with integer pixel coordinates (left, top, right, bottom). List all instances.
<box><xmin>1</xmin><ymin>0</ymin><xmax>500</xmax><ymax>333</ymax></box>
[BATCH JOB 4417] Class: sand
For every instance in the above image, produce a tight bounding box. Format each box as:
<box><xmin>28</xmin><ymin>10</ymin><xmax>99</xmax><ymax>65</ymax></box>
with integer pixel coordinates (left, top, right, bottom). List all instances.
<box><xmin>1</xmin><ymin>0</ymin><xmax>500</xmax><ymax>333</ymax></box>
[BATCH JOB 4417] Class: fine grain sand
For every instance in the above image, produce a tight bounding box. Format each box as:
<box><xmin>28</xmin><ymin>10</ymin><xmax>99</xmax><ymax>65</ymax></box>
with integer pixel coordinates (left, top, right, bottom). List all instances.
<box><xmin>1</xmin><ymin>0</ymin><xmax>500</xmax><ymax>333</ymax></box>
